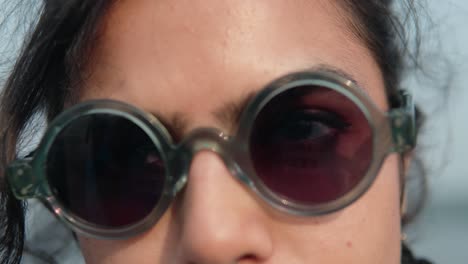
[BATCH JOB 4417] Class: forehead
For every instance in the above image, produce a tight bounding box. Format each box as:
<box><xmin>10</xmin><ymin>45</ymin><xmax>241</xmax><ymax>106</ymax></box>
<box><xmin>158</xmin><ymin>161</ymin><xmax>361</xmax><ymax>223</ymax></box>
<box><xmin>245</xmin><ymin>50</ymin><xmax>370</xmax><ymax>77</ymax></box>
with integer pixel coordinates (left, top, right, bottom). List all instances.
<box><xmin>82</xmin><ymin>0</ymin><xmax>385</xmax><ymax>129</ymax></box>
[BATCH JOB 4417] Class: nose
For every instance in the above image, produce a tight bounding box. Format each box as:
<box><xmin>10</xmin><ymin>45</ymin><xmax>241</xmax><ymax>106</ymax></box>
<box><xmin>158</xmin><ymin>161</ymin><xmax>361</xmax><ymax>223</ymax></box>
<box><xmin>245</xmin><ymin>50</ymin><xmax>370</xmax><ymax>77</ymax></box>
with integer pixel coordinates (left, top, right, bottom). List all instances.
<box><xmin>176</xmin><ymin>151</ymin><xmax>273</xmax><ymax>263</ymax></box>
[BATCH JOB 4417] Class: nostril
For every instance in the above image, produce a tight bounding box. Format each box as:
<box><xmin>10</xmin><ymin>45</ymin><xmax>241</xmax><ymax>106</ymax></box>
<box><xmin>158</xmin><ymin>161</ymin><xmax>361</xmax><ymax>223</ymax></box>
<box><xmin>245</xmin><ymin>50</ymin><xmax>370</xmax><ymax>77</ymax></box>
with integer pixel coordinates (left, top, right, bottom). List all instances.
<box><xmin>237</xmin><ymin>253</ymin><xmax>262</xmax><ymax>263</ymax></box>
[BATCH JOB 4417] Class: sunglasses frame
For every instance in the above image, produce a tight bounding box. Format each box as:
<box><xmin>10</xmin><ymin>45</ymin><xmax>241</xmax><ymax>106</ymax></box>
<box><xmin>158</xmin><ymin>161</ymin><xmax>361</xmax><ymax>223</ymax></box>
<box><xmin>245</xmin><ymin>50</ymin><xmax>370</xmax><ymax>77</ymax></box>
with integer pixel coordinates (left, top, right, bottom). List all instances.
<box><xmin>6</xmin><ymin>71</ymin><xmax>416</xmax><ymax>239</ymax></box>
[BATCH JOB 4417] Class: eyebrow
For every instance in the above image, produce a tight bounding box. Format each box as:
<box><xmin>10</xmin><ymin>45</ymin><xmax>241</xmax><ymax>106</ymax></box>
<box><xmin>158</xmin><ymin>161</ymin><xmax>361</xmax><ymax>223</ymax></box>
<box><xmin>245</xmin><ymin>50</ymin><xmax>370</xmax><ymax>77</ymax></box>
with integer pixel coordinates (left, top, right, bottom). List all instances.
<box><xmin>212</xmin><ymin>91</ymin><xmax>257</xmax><ymax>133</ymax></box>
<box><xmin>150</xmin><ymin>64</ymin><xmax>360</xmax><ymax>139</ymax></box>
<box><xmin>211</xmin><ymin>64</ymin><xmax>362</xmax><ymax>130</ymax></box>
<box><xmin>149</xmin><ymin>111</ymin><xmax>189</xmax><ymax>142</ymax></box>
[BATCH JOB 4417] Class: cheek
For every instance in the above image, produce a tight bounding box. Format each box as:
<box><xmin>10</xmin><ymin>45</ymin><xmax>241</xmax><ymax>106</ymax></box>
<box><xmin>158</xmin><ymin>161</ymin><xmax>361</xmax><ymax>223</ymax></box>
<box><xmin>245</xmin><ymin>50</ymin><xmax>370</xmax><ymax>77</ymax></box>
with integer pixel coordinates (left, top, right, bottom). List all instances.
<box><xmin>79</xmin><ymin>233</ymin><xmax>166</xmax><ymax>263</ymax></box>
<box><xmin>78</xmin><ymin>237</ymin><xmax>153</xmax><ymax>263</ymax></box>
<box><xmin>345</xmin><ymin>153</ymin><xmax>402</xmax><ymax>261</ymax></box>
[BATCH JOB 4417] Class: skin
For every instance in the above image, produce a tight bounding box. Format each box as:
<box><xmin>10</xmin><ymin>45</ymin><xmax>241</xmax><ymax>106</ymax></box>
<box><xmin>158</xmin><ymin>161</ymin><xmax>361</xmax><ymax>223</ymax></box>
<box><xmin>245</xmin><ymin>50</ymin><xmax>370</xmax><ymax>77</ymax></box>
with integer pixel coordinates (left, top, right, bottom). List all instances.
<box><xmin>77</xmin><ymin>0</ymin><xmax>402</xmax><ymax>263</ymax></box>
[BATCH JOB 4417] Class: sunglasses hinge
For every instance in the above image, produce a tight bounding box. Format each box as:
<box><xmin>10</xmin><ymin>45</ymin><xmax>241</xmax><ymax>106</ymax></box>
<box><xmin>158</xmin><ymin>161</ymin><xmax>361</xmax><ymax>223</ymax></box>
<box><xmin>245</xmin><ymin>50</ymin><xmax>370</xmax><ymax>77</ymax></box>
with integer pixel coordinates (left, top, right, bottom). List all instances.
<box><xmin>6</xmin><ymin>159</ymin><xmax>38</xmax><ymax>200</ymax></box>
<box><xmin>389</xmin><ymin>109</ymin><xmax>416</xmax><ymax>153</ymax></box>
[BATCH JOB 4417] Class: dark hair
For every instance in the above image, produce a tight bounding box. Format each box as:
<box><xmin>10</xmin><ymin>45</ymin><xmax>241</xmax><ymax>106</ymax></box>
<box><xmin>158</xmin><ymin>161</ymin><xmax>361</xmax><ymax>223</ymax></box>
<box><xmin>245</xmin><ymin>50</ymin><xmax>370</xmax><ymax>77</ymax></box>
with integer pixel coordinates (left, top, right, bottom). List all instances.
<box><xmin>0</xmin><ymin>0</ymin><xmax>427</xmax><ymax>263</ymax></box>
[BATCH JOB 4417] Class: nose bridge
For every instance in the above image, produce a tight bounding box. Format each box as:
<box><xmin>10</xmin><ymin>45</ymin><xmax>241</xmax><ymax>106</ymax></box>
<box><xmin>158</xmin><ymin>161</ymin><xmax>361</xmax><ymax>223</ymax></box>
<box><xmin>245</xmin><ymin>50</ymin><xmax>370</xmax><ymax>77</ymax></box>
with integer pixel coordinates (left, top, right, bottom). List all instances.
<box><xmin>170</xmin><ymin>128</ymin><xmax>238</xmax><ymax>195</ymax></box>
<box><xmin>180</xmin><ymin>127</ymin><xmax>231</xmax><ymax>155</ymax></box>
<box><xmin>176</xmin><ymin>129</ymin><xmax>274</xmax><ymax>262</ymax></box>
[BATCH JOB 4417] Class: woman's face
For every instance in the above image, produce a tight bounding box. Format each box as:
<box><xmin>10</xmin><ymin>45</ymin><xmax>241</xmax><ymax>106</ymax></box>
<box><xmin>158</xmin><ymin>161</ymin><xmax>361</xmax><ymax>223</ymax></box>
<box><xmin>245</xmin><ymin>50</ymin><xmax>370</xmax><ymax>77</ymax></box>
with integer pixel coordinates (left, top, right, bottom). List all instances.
<box><xmin>77</xmin><ymin>0</ymin><xmax>402</xmax><ymax>263</ymax></box>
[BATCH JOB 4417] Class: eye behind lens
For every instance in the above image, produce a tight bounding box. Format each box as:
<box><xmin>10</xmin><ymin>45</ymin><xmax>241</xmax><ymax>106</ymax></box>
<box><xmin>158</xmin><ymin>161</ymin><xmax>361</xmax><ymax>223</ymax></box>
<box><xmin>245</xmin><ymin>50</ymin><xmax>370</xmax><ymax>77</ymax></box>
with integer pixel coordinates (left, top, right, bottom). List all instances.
<box><xmin>249</xmin><ymin>84</ymin><xmax>373</xmax><ymax>207</ymax></box>
<box><xmin>268</xmin><ymin>109</ymin><xmax>350</xmax><ymax>143</ymax></box>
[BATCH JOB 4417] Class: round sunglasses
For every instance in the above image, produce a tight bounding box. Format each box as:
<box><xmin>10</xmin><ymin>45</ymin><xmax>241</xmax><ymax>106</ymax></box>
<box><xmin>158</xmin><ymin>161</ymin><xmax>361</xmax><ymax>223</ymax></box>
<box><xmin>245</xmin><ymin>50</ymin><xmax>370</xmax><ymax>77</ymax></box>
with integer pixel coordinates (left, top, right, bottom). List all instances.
<box><xmin>7</xmin><ymin>71</ymin><xmax>416</xmax><ymax>239</ymax></box>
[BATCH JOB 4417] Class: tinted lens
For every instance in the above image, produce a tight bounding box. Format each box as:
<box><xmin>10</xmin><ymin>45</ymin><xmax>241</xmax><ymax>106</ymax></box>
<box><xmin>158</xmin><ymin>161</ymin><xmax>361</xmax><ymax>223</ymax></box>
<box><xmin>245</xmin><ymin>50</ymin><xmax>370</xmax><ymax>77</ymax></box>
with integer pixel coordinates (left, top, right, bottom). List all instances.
<box><xmin>250</xmin><ymin>85</ymin><xmax>372</xmax><ymax>204</ymax></box>
<box><xmin>47</xmin><ymin>114</ymin><xmax>166</xmax><ymax>227</ymax></box>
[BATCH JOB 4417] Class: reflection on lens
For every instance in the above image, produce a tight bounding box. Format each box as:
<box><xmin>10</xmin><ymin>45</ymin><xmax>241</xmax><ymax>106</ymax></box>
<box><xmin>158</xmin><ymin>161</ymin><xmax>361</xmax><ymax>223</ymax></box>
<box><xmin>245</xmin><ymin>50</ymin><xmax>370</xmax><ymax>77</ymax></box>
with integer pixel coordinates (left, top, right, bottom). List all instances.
<box><xmin>47</xmin><ymin>114</ymin><xmax>165</xmax><ymax>227</ymax></box>
<box><xmin>250</xmin><ymin>85</ymin><xmax>372</xmax><ymax>204</ymax></box>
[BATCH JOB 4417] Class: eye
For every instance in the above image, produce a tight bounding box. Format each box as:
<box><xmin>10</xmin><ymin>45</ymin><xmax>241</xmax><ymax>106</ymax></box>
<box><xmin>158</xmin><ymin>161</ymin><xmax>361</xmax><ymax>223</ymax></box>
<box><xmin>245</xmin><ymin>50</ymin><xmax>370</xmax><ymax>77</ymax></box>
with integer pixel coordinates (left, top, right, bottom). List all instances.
<box><xmin>271</xmin><ymin>110</ymin><xmax>349</xmax><ymax>143</ymax></box>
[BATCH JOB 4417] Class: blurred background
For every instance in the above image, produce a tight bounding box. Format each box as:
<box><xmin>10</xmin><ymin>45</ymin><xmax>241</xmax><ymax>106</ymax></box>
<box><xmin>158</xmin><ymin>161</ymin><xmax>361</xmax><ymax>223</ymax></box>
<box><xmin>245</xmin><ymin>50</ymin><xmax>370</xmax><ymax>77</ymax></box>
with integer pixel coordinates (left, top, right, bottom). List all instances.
<box><xmin>407</xmin><ymin>1</ymin><xmax>468</xmax><ymax>263</ymax></box>
<box><xmin>1</xmin><ymin>0</ymin><xmax>467</xmax><ymax>263</ymax></box>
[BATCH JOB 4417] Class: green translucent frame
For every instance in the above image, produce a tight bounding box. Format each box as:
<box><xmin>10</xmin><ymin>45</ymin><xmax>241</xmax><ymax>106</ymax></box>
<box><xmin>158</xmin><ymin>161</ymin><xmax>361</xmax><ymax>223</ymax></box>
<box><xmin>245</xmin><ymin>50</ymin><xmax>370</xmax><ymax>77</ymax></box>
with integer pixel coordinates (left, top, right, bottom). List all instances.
<box><xmin>6</xmin><ymin>71</ymin><xmax>416</xmax><ymax>239</ymax></box>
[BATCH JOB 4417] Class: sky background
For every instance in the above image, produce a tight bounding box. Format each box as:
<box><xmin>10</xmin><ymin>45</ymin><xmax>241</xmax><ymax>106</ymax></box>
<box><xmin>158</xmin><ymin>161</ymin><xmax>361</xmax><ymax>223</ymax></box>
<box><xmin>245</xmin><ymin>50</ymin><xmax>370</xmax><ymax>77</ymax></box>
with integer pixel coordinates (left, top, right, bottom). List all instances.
<box><xmin>1</xmin><ymin>1</ymin><xmax>467</xmax><ymax>263</ymax></box>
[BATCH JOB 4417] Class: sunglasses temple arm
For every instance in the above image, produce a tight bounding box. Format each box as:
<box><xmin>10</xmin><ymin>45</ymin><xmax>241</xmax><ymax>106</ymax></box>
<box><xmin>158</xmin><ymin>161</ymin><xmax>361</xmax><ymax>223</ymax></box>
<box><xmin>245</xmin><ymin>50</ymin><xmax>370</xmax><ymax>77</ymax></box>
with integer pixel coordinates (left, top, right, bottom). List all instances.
<box><xmin>388</xmin><ymin>91</ymin><xmax>417</xmax><ymax>153</ymax></box>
